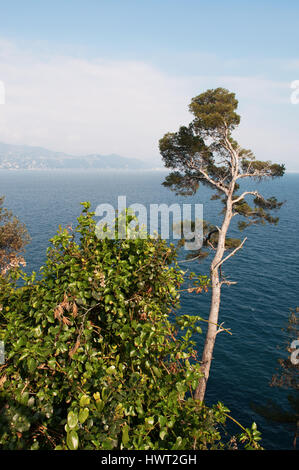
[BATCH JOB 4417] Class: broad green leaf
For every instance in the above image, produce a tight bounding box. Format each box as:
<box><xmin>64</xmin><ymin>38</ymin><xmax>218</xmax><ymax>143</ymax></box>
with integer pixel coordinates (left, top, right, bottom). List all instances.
<box><xmin>79</xmin><ymin>408</ymin><xmax>89</xmax><ymax>424</ymax></box>
<box><xmin>80</xmin><ymin>395</ymin><xmax>90</xmax><ymax>407</ymax></box>
<box><xmin>122</xmin><ymin>424</ymin><xmax>129</xmax><ymax>446</ymax></box>
<box><xmin>67</xmin><ymin>430</ymin><xmax>79</xmax><ymax>450</ymax></box>
<box><xmin>27</xmin><ymin>358</ymin><xmax>37</xmax><ymax>373</ymax></box>
<box><xmin>67</xmin><ymin>411</ymin><xmax>78</xmax><ymax>429</ymax></box>
<box><xmin>106</xmin><ymin>365</ymin><xmax>116</xmax><ymax>375</ymax></box>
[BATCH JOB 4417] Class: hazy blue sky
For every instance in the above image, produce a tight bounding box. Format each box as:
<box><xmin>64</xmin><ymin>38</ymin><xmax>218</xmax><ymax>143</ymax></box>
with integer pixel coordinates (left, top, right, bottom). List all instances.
<box><xmin>0</xmin><ymin>0</ymin><xmax>299</xmax><ymax>169</ymax></box>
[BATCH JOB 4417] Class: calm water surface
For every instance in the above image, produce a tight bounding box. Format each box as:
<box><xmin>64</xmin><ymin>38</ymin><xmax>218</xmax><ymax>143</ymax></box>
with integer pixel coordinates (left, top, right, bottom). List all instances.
<box><xmin>1</xmin><ymin>169</ymin><xmax>298</xmax><ymax>450</ymax></box>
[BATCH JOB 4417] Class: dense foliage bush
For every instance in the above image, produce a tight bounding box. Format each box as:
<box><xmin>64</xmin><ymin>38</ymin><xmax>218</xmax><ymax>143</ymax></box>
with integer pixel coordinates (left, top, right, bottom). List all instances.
<box><xmin>0</xmin><ymin>203</ymin><xmax>261</xmax><ymax>450</ymax></box>
<box><xmin>0</xmin><ymin>196</ymin><xmax>30</xmax><ymax>275</ymax></box>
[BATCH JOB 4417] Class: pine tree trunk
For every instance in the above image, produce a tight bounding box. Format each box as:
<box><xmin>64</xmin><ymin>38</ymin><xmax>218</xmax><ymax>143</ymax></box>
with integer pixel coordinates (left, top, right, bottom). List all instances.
<box><xmin>195</xmin><ymin>197</ymin><xmax>233</xmax><ymax>402</ymax></box>
<box><xmin>194</xmin><ymin>268</ymin><xmax>221</xmax><ymax>401</ymax></box>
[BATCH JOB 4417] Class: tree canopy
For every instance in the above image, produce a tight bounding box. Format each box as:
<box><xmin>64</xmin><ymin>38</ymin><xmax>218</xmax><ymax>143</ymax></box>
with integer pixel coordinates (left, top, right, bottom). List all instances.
<box><xmin>160</xmin><ymin>87</ymin><xmax>284</xmax><ymax>234</ymax></box>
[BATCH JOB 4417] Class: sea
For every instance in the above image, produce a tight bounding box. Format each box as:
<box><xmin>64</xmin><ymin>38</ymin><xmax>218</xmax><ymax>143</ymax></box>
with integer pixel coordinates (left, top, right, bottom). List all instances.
<box><xmin>1</xmin><ymin>169</ymin><xmax>298</xmax><ymax>450</ymax></box>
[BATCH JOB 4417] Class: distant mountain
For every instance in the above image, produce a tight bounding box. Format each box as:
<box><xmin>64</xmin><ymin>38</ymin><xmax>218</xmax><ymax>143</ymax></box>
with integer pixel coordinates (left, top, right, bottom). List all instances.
<box><xmin>0</xmin><ymin>142</ymin><xmax>161</xmax><ymax>170</ymax></box>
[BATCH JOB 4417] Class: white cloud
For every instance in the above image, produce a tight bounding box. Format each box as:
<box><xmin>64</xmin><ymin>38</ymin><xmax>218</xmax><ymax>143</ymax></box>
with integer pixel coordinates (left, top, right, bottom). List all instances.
<box><xmin>0</xmin><ymin>40</ymin><xmax>191</xmax><ymax>161</ymax></box>
<box><xmin>0</xmin><ymin>38</ymin><xmax>298</xmax><ymax>169</ymax></box>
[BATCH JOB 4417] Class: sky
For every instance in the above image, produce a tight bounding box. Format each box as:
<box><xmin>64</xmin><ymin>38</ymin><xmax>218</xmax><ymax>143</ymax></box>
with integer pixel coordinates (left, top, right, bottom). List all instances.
<box><xmin>0</xmin><ymin>0</ymin><xmax>299</xmax><ymax>169</ymax></box>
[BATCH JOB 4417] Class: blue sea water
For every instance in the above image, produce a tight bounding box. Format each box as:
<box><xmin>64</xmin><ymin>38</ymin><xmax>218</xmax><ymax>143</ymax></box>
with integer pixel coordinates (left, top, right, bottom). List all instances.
<box><xmin>1</xmin><ymin>169</ymin><xmax>298</xmax><ymax>450</ymax></box>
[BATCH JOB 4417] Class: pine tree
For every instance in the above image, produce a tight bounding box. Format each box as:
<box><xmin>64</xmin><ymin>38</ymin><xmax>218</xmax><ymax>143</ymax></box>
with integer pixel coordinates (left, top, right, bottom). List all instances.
<box><xmin>159</xmin><ymin>88</ymin><xmax>285</xmax><ymax>402</ymax></box>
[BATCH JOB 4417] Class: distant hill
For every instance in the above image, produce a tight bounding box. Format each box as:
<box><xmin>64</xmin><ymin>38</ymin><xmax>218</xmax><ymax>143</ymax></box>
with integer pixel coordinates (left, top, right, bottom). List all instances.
<box><xmin>0</xmin><ymin>142</ymin><xmax>161</xmax><ymax>170</ymax></box>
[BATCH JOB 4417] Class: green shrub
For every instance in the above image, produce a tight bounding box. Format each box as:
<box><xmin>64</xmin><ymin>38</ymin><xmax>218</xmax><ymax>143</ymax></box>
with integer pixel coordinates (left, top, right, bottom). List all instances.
<box><xmin>0</xmin><ymin>203</ymin><xmax>261</xmax><ymax>450</ymax></box>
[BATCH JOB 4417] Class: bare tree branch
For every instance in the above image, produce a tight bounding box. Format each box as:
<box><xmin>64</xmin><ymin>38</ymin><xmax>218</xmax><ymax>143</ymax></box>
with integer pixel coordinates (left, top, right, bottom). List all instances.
<box><xmin>216</xmin><ymin>322</ymin><xmax>231</xmax><ymax>336</ymax></box>
<box><xmin>221</xmin><ymin>279</ymin><xmax>238</xmax><ymax>287</ymax></box>
<box><xmin>232</xmin><ymin>191</ymin><xmax>260</xmax><ymax>205</ymax></box>
<box><xmin>237</xmin><ymin>168</ymin><xmax>271</xmax><ymax>180</ymax></box>
<box><xmin>214</xmin><ymin>237</ymin><xmax>247</xmax><ymax>270</ymax></box>
<box><xmin>187</xmin><ymin>159</ymin><xmax>229</xmax><ymax>195</ymax></box>
<box><xmin>223</xmin><ymin>128</ymin><xmax>239</xmax><ymax>175</ymax></box>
